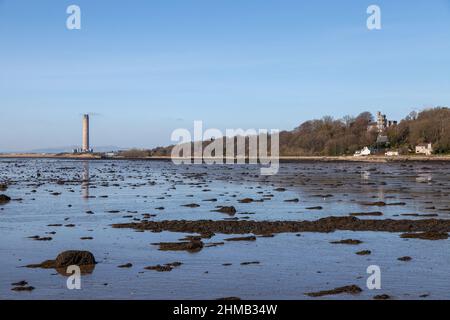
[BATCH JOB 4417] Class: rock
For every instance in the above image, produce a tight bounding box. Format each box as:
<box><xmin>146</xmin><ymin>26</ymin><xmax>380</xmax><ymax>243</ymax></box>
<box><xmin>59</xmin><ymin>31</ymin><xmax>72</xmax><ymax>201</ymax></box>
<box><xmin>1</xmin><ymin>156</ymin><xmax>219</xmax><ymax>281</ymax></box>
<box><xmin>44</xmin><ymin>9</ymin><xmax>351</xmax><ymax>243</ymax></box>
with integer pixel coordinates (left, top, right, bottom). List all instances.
<box><xmin>373</xmin><ymin>294</ymin><xmax>391</xmax><ymax>300</ymax></box>
<box><xmin>360</xmin><ymin>201</ymin><xmax>387</xmax><ymax>206</ymax></box>
<box><xmin>330</xmin><ymin>239</ymin><xmax>362</xmax><ymax>245</ymax></box>
<box><xmin>305</xmin><ymin>285</ymin><xmax>362</xmax><ymax>297</ymax></box>
<box><xmin>55</xmin><ymin>250</ymin><xmax>96</xmax><ymax>268</ymax></box>
<box><xmin>238</xmin><ymin>198</ymin><xmax>254</xmax><ymax>203</ymax></box>
<box><xmin>350</xmin><ymin>212</ymin><xmax>383</xmax><ymax>217</ymax></box>
<box><xmin>154</xmin><ymin>240</ymin><xmax>204</xmax><ymax>252</ymax></box>
<box><xmin>34</xmin><ymin>237</ymin><xmax>53</xmax><ymax>241</ymax></box>
<box><xmin>306</xmin><ymin>206</ymin><xmax>323</xmax><ymax>210</ymax></box>
<box><xmin>118</xmin><ymin>263</ymin><xmax>133</xmax><ymax>268</ymax></box>
<box><xmin>225</xmin><ymin>236</ymin><xmax>256</xmax><ymax>242</ymax></box>
<box><xmin>11</xmin><ymin>286</ymin><xmax>35</xmax><ymax>292</ymax></box>
<box><xmin>240</xmin><ymin>261</ymin><xmax>260</xmax><ymax>265</ymax></box>
<box><xmin>360</xmin><ymin>201</ymin><xmax>406</xmax><ymax>207</ymax></box>
<box><xmin>182</xmin><ymin>203</ymin><xmax>200</xmax><ymax>208</ymax></box>
<box><xmin>0</xmin><ymin>194</ymin><xmax>11</xmax><ymax>204</ymax></box>
<box><xmin>11</xmin><ymin>281</ymin><xmax>28</xmax><ymax>286</ymax></box>
<box><xmin>398</xmin><ymin>256</ymin><xmax>412</xmax><ymax>261</ymax></box>
<box><xmin>0</xmin><ymin>184</ymin><xmax>7</xmax><ymax>191</ymax></box>
<box><xmin>204</xmin><ymin>242</ymin><xmax>224</xmax><ymax>247</ymax></box>
<box><xmin>145</xmin><ymin>262</ymin><xmax>182</xmax><ymax>272</ymax></box>
<box><xmin>214</xmin><ymin>206</ymin><xmax>237</xmax><ymax>215</ymax></box>
<box><xmin>400</xmin><ymin>232</ymin><xmax>448</xmax><ymax>240</ymax></box>
<box><xmin>356</xmin><ymin>250</ymin><xmax>371</xmax><ymax>255</ymax></box>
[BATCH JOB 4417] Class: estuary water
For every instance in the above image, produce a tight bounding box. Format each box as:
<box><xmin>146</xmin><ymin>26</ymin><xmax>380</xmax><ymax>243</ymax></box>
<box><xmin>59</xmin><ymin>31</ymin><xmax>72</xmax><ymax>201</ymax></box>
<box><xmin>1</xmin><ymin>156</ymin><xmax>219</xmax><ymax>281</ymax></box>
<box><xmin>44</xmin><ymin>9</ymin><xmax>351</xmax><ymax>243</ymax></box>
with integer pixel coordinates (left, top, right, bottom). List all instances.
<box><xmin>1</xmin><ymin>159</ymin><xmax>450</xmax><ymax>299</ymax></box>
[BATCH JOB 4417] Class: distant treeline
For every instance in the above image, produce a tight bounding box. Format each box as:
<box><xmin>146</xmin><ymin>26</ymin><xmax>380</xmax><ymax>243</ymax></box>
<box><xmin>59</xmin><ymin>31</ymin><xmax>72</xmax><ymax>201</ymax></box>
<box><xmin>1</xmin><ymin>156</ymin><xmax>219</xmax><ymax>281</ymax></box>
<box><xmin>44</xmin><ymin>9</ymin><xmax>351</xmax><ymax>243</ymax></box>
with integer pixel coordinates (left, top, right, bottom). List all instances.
<box><xmin>118</xmin><ymin>107</ymin><xmax>450</xmax><ymax>157</ymax></box>
<box><xmin>386</xmin><ymin>107</ymin><xmax>450</xmax><ymax>154</ymax></box>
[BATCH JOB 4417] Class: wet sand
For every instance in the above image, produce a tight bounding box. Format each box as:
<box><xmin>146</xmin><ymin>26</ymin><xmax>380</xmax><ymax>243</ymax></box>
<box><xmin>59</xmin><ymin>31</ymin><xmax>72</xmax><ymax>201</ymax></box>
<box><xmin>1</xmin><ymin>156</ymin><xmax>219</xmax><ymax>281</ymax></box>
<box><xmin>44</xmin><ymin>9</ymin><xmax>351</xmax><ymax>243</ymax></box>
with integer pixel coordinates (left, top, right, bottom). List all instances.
<box><xmin>1</xmin><ymin>159</ymin><xmax>450</xmax><ymax>299</ymax></box>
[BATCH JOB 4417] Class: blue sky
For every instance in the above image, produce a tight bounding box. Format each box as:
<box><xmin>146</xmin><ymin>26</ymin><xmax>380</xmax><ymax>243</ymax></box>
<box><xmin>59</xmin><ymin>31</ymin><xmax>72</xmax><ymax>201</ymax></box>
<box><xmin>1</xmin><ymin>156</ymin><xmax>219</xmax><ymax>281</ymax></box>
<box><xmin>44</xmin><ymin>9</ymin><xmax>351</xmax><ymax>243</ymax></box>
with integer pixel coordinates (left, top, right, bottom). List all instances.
<box><xmin>1</xmin><ymin>0</ymin><xmax>450</xmax><ymax>151</ymax></box>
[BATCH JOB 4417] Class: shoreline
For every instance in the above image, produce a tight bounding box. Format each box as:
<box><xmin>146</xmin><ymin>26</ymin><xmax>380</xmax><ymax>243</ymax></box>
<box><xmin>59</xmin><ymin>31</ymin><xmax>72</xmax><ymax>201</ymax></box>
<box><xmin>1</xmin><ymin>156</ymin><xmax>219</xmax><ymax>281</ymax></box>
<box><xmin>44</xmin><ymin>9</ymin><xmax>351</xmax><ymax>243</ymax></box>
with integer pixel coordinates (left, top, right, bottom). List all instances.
<box><xmin>1</xmin><ymin>153</ymin><xmax>450</xmax><ymax>163</ymax></box>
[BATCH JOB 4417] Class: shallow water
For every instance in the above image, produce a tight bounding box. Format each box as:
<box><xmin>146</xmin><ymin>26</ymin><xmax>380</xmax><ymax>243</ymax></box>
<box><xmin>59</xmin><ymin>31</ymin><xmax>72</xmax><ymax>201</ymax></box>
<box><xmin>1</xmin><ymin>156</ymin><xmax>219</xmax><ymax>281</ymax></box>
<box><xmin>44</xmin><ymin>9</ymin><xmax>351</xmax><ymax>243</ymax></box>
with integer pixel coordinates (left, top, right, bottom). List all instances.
<box><xmin>1</xmin><ymin>159</ymin><xmax>450</xmax><ymax>299</ymax></box>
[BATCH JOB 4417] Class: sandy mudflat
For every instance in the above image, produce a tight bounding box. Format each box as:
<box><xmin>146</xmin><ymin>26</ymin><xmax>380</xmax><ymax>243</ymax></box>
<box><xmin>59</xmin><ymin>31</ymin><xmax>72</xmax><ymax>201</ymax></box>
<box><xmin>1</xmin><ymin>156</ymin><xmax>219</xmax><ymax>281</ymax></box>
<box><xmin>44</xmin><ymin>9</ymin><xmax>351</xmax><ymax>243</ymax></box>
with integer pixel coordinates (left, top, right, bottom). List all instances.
<box><xmin>1</xmin><ymin>158</ymin><xmax>449</xmax><ymax>299</ymax></box>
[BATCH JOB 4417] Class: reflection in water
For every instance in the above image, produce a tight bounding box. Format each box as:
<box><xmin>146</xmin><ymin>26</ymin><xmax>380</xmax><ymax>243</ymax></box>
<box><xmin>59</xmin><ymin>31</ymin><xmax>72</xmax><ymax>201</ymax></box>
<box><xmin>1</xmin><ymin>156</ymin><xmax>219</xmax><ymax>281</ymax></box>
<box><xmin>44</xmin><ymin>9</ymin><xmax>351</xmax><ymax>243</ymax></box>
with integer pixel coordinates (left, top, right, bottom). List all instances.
<box><xmin>56</xmin><ymin>264</ymin><xmax>96</xmax><ymax>276</ymax></box>
<box><xmin>377</xmin><ymin>187</ymin><xmax>385</xmax><ymax>201</ymax></box>
<box><xmin>82</xmin><ymin>161</ymin><xmax>90</xmax><ymax>199</ymax></box>
<box><xmin>416</xmin><ymin>173</ymin><xmax>432</xmax><ymax>183</ymax></box>
<box><xmin>361</xmin><ymin>170</ymin><xmax>371</xmax><ymax>180</ymax></box>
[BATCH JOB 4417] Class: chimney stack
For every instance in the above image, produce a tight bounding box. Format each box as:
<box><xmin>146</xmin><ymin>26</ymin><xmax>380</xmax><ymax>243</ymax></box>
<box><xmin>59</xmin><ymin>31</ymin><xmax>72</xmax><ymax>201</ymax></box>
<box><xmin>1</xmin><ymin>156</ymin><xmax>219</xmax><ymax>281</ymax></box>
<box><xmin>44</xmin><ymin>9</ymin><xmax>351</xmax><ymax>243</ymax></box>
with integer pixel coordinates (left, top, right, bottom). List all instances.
<box><xmin>82</xmin><ymin>114</ymin><xmax>90</xmax><ymax>152</ymax></box>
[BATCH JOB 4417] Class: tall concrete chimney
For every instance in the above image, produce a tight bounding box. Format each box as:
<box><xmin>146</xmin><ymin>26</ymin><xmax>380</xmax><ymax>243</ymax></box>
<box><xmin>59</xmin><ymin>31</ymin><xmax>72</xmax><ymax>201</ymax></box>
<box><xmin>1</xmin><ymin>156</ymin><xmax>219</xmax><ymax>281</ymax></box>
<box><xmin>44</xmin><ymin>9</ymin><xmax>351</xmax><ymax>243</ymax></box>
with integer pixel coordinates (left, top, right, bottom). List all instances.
<box><xmin>82</xmin><ymin>114</ymin><xmax>90</xmax><ymax>152</ymax></box>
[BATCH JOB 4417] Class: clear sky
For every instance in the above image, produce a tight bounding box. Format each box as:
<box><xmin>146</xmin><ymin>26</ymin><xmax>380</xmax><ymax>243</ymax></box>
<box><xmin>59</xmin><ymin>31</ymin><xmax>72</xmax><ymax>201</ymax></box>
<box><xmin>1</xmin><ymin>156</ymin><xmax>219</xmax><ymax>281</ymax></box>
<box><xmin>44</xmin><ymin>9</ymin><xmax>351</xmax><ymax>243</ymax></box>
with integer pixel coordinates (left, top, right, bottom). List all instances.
<box><xmin>1</xmin><ymin>0</ymin><xmax>450</xmax><ymax>151</ymax></box>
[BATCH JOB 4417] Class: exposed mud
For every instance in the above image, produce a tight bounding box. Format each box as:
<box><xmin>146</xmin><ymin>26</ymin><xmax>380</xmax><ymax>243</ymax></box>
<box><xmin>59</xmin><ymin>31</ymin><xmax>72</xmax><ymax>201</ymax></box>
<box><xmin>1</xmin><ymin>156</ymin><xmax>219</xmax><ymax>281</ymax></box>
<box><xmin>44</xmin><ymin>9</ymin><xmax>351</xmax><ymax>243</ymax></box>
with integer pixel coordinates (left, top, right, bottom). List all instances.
<box><xmin>400</xmin><ymin>231</ymin><xmax>448</xmax><ymax>240</ymax></box>
<box><xmin>224</xmin><ymin>236</ymin><xmax>257</xmax><ymax>242</ymax></box>
<box><xmin>305</xmin><ymin>285</ymin><xmax>362</xmax><ymax>297</ymax></box>
<box><xmin>330</xmin><ymin>239</ymin><xmax>362</xmax><ymax>245</ymax></box>
<box><xmin>213</xmin><ymin>206</ymin><xmax>237</xmax><ymax>215</ymax></box>
<box><xmin>152</xmin><ymin>240</ymin><xmax>204</xmax><ymax>252</ymax></box>
<box><xmin>373</xmin><ymin>294</ymin><xmax>391</xmax><ymax>300</ymax></box>
<box><xmin>113</xmin><ymin>216</ymin><xmax>450</xmax><ymax>236</ymax></box>
<box><xmin>145</xmin><ymin>262</ymin><xmax>183</xmax><ymax>272</ymax></box>
<box><xmin>11</xmin><ymin>286</ymin><xmax>35</xmax><ymax>292</ymax></box>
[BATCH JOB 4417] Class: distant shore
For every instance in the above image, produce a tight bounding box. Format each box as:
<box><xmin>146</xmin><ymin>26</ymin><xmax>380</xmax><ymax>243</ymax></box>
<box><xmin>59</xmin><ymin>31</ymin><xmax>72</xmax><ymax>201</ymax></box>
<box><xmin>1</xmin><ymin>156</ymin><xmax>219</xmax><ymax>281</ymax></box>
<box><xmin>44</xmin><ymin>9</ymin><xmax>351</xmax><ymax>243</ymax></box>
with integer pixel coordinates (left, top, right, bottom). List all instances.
<box><xmin>1</xmin><ymin>153</ymin><xmax>450</xmax><ymax>163</ymax></box>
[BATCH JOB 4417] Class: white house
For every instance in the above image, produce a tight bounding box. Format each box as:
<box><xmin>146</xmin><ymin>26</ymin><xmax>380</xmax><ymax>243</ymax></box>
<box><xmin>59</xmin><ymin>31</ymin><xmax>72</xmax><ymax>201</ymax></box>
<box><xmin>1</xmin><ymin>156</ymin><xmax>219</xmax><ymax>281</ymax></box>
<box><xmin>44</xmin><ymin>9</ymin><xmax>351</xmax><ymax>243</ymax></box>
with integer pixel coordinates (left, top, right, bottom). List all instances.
<box><xmin>415</xmin><ymin>143</ymin><xmax>433</xmax><ymax>156</ymax></box>
<box><xmin>385</xmin><ymin>150</ymin><xmax>399</xmax><ymax>156</ymax></box>
<box><xmin>354</xmin><ymin>147</ymin><xmax>372</xmax><ymax>157</ymax></box>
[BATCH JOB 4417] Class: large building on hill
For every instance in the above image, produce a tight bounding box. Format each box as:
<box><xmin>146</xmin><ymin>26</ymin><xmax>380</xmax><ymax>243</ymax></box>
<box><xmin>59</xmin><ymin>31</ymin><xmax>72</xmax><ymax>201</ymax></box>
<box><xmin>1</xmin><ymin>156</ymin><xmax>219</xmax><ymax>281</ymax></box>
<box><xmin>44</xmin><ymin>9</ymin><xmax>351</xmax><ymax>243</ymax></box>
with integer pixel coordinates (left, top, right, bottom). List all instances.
<box><xmin>368</xmin><ymin>111</ymin><xmax>397</xmax><ymax>133</ymax></box>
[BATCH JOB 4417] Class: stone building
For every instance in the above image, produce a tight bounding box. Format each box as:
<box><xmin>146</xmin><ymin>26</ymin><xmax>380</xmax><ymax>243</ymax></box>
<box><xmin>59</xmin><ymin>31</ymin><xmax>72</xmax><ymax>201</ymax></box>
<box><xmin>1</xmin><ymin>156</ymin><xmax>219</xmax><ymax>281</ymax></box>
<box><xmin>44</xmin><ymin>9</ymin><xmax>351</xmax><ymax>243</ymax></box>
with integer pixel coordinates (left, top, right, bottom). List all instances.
<box><xmin>368</xmin><ymin>111</ymin><xmax>397</xmax><ymax>133</ymax></box>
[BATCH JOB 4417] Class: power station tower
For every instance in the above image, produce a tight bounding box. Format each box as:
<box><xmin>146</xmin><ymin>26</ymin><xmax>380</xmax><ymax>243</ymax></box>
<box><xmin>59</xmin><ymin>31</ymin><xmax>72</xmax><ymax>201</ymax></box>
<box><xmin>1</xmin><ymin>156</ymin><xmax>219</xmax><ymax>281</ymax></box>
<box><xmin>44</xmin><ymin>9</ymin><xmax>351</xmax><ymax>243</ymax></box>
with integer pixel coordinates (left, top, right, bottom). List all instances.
<box><xmin>82</xmin><ymin>114</ymin><xmax>90</xmax><ymax>152</ymax></box>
